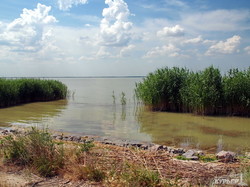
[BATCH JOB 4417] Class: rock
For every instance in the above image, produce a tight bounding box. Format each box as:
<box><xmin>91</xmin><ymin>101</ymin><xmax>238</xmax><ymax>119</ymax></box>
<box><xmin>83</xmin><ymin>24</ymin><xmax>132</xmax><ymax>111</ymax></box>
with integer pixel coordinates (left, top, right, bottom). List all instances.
<box><xmin>162</xmin><ymin>145</ymin><xmax>168</xmax><ymax>151</ymax></box>
<box><xmin>72</xmin><ymin>136</ymin><xmax>81</xmax><ymax>142</ymax></box>
<box><xmin>196</xmin><ymin>150</ymin><xmax>205</xmax><ymax>156</ymax></box>
<box><xmin>182</xmin><ymin>150</ymin><xmax>199</xmax><ymax>160</ymax></box>
<box><xmin>131</xmin><ymin>143</ymin><xmax>143</xmax><ymax>148</ymax></box>
<box><xmin>172</xmin><ymin>148</ymin><xmax>186</xmax><ymax>155</ymax></box>
<box><xmin>140</xmin><ymin>144</ymin><xmax>149</xmax><ymax>150</ymax></box>
<box><xmin>1</xmin><ymin>130</ymin><xmax>9</xmax><ymax>135</ymax></box>
<box><xmin>55</xmin><ymin>135</ymin><xmax>63</xmax><ymax>140</ymax></box>
<box><xmin>216</xmin><ymin>151</ymin><xmax>236</xmax><ymax>163</ymax></box>
<box><xmin>149</xmin><ymin>144</ymin><xmax>163</xmax><ymax>151</ymax></box>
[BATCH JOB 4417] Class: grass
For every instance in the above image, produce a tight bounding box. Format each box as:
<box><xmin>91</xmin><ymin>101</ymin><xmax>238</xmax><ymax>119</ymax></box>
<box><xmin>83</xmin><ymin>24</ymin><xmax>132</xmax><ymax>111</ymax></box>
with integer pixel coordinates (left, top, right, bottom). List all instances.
<box><xmin>0</xmin><ymin>78</ymin><xmax>67</xmax><ymax>108</ymax></box>
<box><xmin>175</xmin><ymin>155</ymin><xmax>191</xmax><ymax>161</ymax></box>
<box><xmin>176</xmin><ymin>154</ymin><xmax>217</xmax><ymax>162</ymax></box>
<box><xmin>243</xmin><ymin>167</ymin><xmax>250</xmax><ymax>186</ymax></box>
<box><xmin>122</xmin><ymin>164</ymin><xmax>161</xmax><ymax>187</ymax></box>
<box><xmin>0</xmin><ymin>127</ymin><xmax>64</xmax><ymax>177</ymax></box>
<box><xmin>135</xmin><ymin>66</ymin><xmax>250</xmax><ymax>116</ymax></box>
<box><xmin>0</xmin><ymin>128</ymin><xmax>246</xmax><ymax>186</ymax></box>
<box><xmin>198</xmin><ymin>155</ymin><xmax>217</xmax><ymax>162</ymax></box>
<box><xmin>0</xmin><ymin>128</ymin><xmax>170</xmax><ymax>186</ymax></box>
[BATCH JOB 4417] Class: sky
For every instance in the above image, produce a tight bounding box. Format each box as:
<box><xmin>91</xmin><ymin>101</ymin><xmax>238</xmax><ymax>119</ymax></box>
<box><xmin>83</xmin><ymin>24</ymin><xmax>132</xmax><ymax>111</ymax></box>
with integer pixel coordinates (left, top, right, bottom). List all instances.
<box><xmin>0</xmin><ymin>0</ymin><xmax>250</xmax><ymax>77</ymax></box>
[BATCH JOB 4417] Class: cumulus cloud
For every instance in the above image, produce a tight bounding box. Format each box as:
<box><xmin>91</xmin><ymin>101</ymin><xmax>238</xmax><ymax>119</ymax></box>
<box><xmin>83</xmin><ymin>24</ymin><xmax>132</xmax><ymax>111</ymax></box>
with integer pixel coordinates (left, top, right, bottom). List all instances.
<box><xmin>57</xmin><ymin>0</ymin><xmax>88</xmax><ymax>11</ymax></box>
<box><xmin>244</xmin><ymin>46</ymin><xmax>250</xmax><ymax>54</ymax></box>
<box><xmin>99</xmin><ymin>0</ymin><xmax>133</xmax><ymax>47</ymax></box>
<box><xmin>206</xmin><ymin>35</ymin><xmax>241</xmax><ymax>55</ymax></box>
<box><xmin>183</xmin><ymin>35</ymin><xmax>203</xmax><ymax>44</ymax></box>
<box><xmin>119</xmin><ymin>44</ymin><xmax>135</xmax><ymax>57</ymax></box>
<box><xmin>0</xmin><ymin>3</ymin><xmax>57</xmax><ymax>52</ymax></box>
<box><xmin>144</xmin><ymin>44</ymin><xmax>180</xmax><ymax>58</ymax></box>
<box><xmin>157</xmin><ymin>25</ymin><xmax>184</xmax><ymax>37</ymax></box>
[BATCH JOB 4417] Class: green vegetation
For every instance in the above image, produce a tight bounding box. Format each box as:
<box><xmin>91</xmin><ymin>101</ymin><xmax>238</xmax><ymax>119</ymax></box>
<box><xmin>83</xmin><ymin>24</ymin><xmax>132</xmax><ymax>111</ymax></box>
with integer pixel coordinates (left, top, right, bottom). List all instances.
<box><xmin>112</xmin><ymin>90</ymin><xmax>116</xmax><ymax>104</ymax></box>
<box><xmin>123</xmin><ymin>164</ymin><xmax>161</xmax><ymax>187</ymax></box>
<box><xmin>243</xmin><ymin>166</ymin><xmax>250</xmax><ymax>186</ymax></box>
<box><xmin>0</xmin><ymin>127</ymin><xmax>64</xmax><ymax>177</ymax></box>
<box><xmin>135</xmin><ymin>66</ymin><xmax>250</xmax><ymax>116</ymax></box>
<box><xmin>198</xmin><ymin>155</ymin><xmax>217</xmax><ymax>162</ymax></box>
<box><xmin>0</xmin><ymin>78</ymin><xmax>67</xmax><ymax>108</ymax></box>
<box><xmin>175</xmin><ymin>155</ymin><xmax>191</xmax><ymax>161</ymax></box>
<box><xmin>1</xmin><ymin>128</ymin><xmax>246</xmax><ymax>186</ymax></box>
<box><xmin>120</xmin><ymin>91</ymin><xmax>127</xmax><ymax>105</ymax></box>
<box><xmin>78</xmin><ymin>140</ymin><xmax>95</xmax><ymax>153</ymax></box>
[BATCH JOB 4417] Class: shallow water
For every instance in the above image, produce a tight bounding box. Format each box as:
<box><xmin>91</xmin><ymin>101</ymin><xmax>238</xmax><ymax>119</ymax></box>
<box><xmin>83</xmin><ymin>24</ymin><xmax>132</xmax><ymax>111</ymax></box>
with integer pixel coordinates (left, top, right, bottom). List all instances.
<box><xmin>0</xmin><ymin>78</ymin><xmax>249</xmax><ymax>153</ymax></box>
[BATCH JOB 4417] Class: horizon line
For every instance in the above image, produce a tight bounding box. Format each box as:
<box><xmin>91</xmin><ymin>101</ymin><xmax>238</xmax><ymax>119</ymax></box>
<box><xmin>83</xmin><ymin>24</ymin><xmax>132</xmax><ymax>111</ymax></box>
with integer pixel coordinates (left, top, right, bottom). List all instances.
<box><xmin>0</xmin><ymin>75</ymin><xmax>145</xmax><ymax>79</ymax></box>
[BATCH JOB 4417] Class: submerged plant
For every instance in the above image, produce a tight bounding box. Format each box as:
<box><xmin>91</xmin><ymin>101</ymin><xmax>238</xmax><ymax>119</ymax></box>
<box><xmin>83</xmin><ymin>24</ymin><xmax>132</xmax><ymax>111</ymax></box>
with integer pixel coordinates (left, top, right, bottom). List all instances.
<box><xmin>120</xmin><ymin>92</ymin><xmax>127</xmax><ymax>105</ymax></box>
<box><xmin>112</xmin><ymin>90</ymin><xmax>116</xmax><ymax>104</ymax></box>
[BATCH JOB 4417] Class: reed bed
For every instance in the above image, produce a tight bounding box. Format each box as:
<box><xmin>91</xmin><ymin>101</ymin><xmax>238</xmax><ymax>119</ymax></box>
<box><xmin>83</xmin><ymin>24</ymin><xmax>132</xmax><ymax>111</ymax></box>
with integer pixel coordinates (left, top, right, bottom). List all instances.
<box><xmin>0</xmin><ymin>79</ymin><xmax>67</xmax><ymax>108</ymax></box>
<box><xmin>135</xmin><ymin>66</ymin><xmax>250</xmax><ymax>116</ymax></box>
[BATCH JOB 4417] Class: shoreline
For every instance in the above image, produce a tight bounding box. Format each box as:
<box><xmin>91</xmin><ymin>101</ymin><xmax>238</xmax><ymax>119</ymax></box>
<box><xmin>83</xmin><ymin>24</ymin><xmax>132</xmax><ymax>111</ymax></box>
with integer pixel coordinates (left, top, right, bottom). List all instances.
<box><xmin>1</xmin><ymin>126</ymin><xmax>248</xmax><ymax>161</ymax></box>
<box><xmin>0</xmin><ymin>127</ymin><xmax>249</xmax><ymax>186</ymax></box>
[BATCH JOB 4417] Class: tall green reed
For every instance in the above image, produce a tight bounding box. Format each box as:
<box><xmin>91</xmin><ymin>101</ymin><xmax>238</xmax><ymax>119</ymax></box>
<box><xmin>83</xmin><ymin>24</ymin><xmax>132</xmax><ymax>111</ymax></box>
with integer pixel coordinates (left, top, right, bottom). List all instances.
<box><xmin>0</xmin><ymin>79</ymin><xmax>67</xmax><ymax>108</ymax></box>
<box><xmin>135</xmin><ymin>66</ymin><xmax>250</xmax><ymax>116</ymax></box>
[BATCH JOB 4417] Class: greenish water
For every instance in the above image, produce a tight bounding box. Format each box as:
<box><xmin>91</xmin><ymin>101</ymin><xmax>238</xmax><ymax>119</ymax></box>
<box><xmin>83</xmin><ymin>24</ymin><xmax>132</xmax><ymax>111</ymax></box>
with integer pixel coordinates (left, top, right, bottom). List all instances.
<box><xmin>0</xmin><ymin>78</ymin><xmax>249</xmax><ymax>153</ymax></box>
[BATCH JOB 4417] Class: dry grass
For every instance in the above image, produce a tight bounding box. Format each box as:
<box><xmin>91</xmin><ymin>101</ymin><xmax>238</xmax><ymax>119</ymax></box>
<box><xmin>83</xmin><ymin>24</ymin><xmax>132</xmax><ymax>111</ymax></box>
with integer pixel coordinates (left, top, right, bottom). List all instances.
<box><xmin>0</xmin><ymin>129</ymin><xmax>246</xmax><ymax>186</ymax></box>
<box><xmin>59</xmin><ymin>142</ymin><xmax>241</xmax><ymax>186</ymax></box>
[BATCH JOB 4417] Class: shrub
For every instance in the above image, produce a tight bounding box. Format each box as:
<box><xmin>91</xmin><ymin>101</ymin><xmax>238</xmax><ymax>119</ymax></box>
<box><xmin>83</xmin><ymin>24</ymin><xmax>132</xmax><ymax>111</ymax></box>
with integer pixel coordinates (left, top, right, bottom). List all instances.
<box><xmin>0</xmin><ymin>127</ymin><xmax>64</xmax><ymax>177</ymax></box>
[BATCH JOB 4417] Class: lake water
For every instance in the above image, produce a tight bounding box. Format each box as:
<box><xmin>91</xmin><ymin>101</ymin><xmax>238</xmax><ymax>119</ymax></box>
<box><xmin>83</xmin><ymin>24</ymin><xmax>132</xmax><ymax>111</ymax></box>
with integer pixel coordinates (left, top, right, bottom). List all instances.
<box><xmin>0</xmin><ymin>78</ymin><xmax>250</xmax><ymax>153</ymax></box>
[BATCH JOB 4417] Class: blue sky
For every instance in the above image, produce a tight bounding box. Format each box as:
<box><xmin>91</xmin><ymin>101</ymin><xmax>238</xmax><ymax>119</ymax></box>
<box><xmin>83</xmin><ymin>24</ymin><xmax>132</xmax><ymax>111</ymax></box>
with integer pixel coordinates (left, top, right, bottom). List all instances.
<box><xmin>0</xmin><ymin>0</ymin><xmax>250</xmax><ymax>76</ymax></box>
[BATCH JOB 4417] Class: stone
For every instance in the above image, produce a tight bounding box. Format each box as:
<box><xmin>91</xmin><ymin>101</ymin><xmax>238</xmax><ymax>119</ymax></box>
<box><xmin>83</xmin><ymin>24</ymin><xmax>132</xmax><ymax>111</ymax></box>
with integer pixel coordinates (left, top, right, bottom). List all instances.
<box><xmin>196</xmin><ymin>150</ymin><xmax>205</xmax><ymax>156</ymax></box>
<box><xmin>182</xmin><ymin>150</ymin><xmax>199</xmax><ymax>160</ymax></box>
<box><xmin>1</xmin><ymin>130</ymin><xmax>9</xmax><ymax>135</ymax></box>
<box><xmin>140</xmin><ymin>144</ymin><xmax>149</xmax><ymax>150</ymax></box>
<box><xmin>72</xmin><ymin>136</ymin><xmax>81</xmax><ymax>142</ymax></box>
<box><xmin>149</xmin><ymin>144</ymin><xmax>163</xmax><ymax>151</ymax></box>
<box><xmin>216</xmin><ymin>151</ymin><xmax>236</xmax><ymax>163</ymax></box>
<box><xmin>172</xmin><ymin>148</ymin><xmax>186</xmax><ymax>155</ymax></box>
<box><xmin>162</xmin><ymin>145</ymin><xmax>168</xmax><ymax>151</ymax></box>
<box><xmin>9</xmin><ymin>129</ymin><xmax>17</xmax><ymax>134</ymax></box>
<box><xmin>55</xmin><ymin>135</ymin><xmax>63</xmax><ymax>140</ymax></box>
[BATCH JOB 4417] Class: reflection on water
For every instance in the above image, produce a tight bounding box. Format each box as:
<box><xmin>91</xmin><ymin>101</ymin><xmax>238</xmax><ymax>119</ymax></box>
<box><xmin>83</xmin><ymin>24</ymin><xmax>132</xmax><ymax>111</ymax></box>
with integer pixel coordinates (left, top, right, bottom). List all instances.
<box><xmin>0</xmin><ymin>100</ymin><xmax>68</xmax><ymax>127</ymax></box>
<box><xmin>137</xmin><ymin>108</ymin><xmax>250</xmax><ymax>153</ymax></box>
<box><xmin>0</xmin><ymin>78</ymin><xmax>250</xmax><ymax>153</ymax></box>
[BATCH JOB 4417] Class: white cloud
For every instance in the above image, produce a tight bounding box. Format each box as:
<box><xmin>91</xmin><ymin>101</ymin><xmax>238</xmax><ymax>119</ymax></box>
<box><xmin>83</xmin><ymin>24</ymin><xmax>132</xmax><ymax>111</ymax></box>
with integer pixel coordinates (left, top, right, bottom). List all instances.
<box><xmin>157</xmin><ymin>25</ymin><xmax>184</xmax><ymax>37</ymax></box>
<box><xmin>164</xmin><ymin>0</ymin><xmax>188</xmax><ymax>8</ymax></box>
<box><xmin>144</xmin><ymin>44</ymin><xmax>180</xmax><ymax>58</ymax></box>
<box><xmin>182</xmin><ymin>9</ymin><xmax>250</xmax><ymax>31</ymax></box>
<box><xmin>245</xmin><ymin>46</ymin><xmax>250</xmax><ymax>54</ymax></box>
<box><xmin>119</xmin><ymin>44</ymin><xmax>135</xmax><ymax>57</ymax></box>
<box><xmin>183</xmin><ymin>35</ymin><xmax>203</xmax><ymax>44</ymax></box>
<box><xmin>0</xmin><ymin>3</ymin><xmax>57</xmax><ymax>52</ymax></box>
<box><xmin>57</xmin><ymin>0</ymin><xmax>88</xmax><ymax>11</ymax></box>
<box><xmin>206</xmin><ymin>35</ymin><xmax>241</xmax><ymax>55</ymax></box>
<box><xmin>99</xmin><ymin>0</ymin><xmax>133</xmax><ymax>47</ymax></box>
